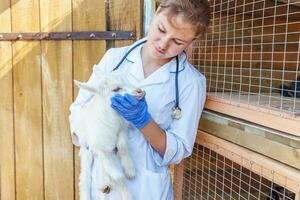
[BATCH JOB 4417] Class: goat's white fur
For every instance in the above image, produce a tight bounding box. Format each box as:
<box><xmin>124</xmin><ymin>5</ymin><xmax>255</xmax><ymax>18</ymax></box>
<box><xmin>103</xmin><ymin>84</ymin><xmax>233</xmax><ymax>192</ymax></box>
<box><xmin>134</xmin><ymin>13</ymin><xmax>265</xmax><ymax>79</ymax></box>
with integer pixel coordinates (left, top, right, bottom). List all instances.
<box><xmin>73</xmin><ymin>73</ymin><xmax>137</xmax><ymax>200</ymax></box>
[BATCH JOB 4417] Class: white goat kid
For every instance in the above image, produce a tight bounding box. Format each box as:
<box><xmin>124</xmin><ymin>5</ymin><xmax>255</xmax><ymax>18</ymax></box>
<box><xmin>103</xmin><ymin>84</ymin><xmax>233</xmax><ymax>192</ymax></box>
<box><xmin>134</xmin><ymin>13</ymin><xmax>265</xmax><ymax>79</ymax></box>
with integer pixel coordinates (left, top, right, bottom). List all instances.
<box><xmin>73</xmin><ymin>72</ymin><xmax>142</xmax><ymax>200</ymax></box>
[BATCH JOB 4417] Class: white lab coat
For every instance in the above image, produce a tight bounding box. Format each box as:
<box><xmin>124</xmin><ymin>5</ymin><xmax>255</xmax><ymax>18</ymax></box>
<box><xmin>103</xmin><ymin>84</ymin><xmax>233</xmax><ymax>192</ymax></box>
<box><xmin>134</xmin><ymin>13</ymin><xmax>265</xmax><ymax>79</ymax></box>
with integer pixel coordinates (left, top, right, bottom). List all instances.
<box><xmin>69</xmin><ymin>37</ymin><xmax>206</xmax><ymax>200</ymax></box>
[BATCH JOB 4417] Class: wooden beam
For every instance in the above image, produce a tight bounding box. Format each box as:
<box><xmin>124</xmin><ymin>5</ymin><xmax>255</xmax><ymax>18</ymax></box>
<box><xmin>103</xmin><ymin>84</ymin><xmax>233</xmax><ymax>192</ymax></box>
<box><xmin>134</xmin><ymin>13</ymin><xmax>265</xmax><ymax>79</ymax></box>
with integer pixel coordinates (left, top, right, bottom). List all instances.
<box><xmin>277</xmin><ymin>0</ymin><xmax>300</xmax><ymax>8</ymax></box>
<box><xmin>204</xmin><ymin>94</ymin><xmax>300</xmax><ymax>136</ymax></box>
<box><xmin>199</xmin><ymin>111</ymin><xmax>300</xmax><ymax>170</ymax></box>
<box><xmin>0</xmin><ymin>0</ymin><xmax>15</xmax><ymax>199</ymax></box>
<box><xmin>173</xmin><ymin>161</ymin><xmax>185</xmax><ymax>200</ymax></box>
<box><xmin>196</xmin><ymin>131</ymin><xmax>300</xmax><ymax>194</ymax></box>
<box><xmin>72</xmin><ymin>0</ymin><xmax>107</xmax><ymax>199</ymax></box>
<box><xmin>12</xmin><ymin>0</ymin><xmax>44</xmax><ymax>198</ymax></box>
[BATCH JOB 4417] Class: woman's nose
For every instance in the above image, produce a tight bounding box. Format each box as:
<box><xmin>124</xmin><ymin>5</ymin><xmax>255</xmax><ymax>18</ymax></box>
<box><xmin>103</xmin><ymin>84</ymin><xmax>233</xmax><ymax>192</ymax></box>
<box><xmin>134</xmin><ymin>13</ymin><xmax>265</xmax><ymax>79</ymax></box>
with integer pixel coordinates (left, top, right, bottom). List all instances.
<box><xmin>158</xmin><ymin>38</ymin><xmax>168</xmax><ymax>50</ymax></box>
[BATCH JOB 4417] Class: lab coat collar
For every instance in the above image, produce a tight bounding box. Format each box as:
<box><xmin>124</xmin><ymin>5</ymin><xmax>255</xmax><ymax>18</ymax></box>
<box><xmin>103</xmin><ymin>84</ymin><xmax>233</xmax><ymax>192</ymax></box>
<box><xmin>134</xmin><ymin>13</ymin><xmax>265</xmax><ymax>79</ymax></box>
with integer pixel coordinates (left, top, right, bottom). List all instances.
<box><xmin>125</xmin><ymin>37</ymin><xmax>187</xmax><ymax>87</ymax></box>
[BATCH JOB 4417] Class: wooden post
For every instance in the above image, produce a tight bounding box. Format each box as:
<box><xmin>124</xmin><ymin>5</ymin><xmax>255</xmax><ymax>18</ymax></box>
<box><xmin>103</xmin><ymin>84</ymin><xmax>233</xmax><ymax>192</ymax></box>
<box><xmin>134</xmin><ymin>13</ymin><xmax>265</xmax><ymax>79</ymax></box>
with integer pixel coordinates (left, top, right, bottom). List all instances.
<box><xmin>40</xmin><ymin>0</ymin><xmax>74</xmax><ymax>198</ymax></box>
<box><xmin>12</xmin><ymin>0</ymin><xmax>44</xmax><ymax>198</ymax></box>
<box><xmin>173</xmin><ymin>161</ymin><xmax>185</xmax><ymax>200</ymax></box>
<box><xmin>72</xmin><ymin>0</ymin><xmax>107</xmax><ymax>199</ymax></box>
<box><xmin>0</xmin><ymin>2</ymin><xmax>14</xmax><ymax>200</ymax></box>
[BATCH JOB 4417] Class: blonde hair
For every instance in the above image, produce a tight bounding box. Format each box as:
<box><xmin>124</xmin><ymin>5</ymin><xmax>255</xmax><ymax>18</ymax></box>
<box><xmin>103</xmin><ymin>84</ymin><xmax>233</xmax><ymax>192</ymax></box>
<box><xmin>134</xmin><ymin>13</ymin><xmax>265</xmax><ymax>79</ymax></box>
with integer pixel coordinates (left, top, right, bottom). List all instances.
<box><xmin>157</xmin><ymin>0</ymin><xmax>210</xmax><ymax>37</ymax></box>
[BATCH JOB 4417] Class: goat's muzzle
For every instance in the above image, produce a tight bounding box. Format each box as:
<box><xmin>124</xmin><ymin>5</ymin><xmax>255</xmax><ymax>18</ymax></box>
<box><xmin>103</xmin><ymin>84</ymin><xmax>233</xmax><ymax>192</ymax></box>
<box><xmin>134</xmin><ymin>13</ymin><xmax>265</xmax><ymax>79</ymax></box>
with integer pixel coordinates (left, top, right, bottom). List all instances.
<box><xmin>134</xmin><ymin>88</ymin><xmax>145</xmax><ymax>100</ymax></box>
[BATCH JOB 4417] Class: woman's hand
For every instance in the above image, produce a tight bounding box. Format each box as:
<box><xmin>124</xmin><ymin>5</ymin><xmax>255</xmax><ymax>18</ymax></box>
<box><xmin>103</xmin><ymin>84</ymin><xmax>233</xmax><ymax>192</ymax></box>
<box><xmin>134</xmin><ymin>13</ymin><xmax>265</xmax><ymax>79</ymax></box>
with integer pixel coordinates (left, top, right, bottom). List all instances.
<box><xmin>110</xmin><ymin>93</ymin><xmax>151</xmax><ymax>129</ymax></box>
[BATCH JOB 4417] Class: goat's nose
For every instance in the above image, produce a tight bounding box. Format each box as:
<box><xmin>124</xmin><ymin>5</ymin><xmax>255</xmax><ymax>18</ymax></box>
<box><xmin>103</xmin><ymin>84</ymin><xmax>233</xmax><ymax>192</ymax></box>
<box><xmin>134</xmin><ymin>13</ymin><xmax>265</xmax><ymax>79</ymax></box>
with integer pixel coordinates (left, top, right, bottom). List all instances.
<box><xmin>134</xmin><ymin>89</ymin><xmax>145</xmax><ymax>100</ymax></box>
<box><xmin>135</xmin><ymin>88</ymin><xmax>142</xmax><ymax>93</ymax></box>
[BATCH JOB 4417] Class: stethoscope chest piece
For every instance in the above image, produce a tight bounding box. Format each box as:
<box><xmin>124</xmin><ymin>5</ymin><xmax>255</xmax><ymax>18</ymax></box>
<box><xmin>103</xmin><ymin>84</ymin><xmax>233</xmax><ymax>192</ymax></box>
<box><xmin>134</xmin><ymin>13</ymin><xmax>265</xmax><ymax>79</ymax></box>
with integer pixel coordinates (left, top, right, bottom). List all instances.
<box><xmin>171</xmin><ymin>106</ymin><xmax>182</xmax><ymax>120</ymax></box>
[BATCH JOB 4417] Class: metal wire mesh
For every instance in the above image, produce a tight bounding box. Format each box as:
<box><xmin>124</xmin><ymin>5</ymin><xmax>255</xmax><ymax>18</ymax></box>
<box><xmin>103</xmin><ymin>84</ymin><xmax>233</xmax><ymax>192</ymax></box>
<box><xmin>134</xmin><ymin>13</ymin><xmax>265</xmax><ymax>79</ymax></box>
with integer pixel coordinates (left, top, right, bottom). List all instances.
<box><xmin>178</xmin><ymin>142</ymin><xmax>297</xmax><ymax>200</ymax></box>
<box><xmin>192</xmin><ymin>0</ymin><xmax>300</xmax><ymax>117</ymax></box>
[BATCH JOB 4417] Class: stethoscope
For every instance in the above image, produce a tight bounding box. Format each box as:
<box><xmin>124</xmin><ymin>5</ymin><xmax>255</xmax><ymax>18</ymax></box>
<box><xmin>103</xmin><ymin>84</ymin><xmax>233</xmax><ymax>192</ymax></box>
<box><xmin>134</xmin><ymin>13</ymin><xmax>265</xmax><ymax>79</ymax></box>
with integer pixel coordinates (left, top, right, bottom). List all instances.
<box><xmin>112</xmin><ymin>39</ymin><xmax>182</xmax><ymax>120</ymax></box>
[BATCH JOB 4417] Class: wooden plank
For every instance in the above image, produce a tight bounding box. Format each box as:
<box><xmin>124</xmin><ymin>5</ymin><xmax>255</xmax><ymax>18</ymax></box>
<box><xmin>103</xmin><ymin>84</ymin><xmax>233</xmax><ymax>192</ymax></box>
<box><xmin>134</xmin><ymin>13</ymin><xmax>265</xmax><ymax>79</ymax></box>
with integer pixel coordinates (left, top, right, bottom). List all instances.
<box><xmin>108</xmin><ymin>0</ymin><xmax>141</xmax><ymax>47</ymax></box>
<box><xmin>11</xmin><ymin>0</ymin><xmax>40</xmax><ymax>32</ymax></box>
<box><xmin>0</xmin><ymin>42</ymin><xmax>14</xmax><ymax>200</ymax></box>
<box><xmin>11</xmin><ymin>0</ymin><xmax>43</xmax><ymax>199</ymax></box>
<box><xmin>173</xmin><ymin>161</ymin><xmax>185</xmax><ymax>200</ymax></box>
<box><xmin>204</xmin><ymin>95</ymin><xmax>300</xmax><ymax>136</ymax></box>
<box><xmin>206</xmin><ymin>93</ymin><xmax>300</xmax><ymax>117</ymax></box>
<box><xmin>13</xmin><ymin>42</ymin><xmax>43</xmax><ymax>199</ymax></box>
<box><xmin>199</xmin><ymin>111</ymin><xmax>300</xmax><ymax>169</ymax></box>
<box><xmin>72</xmin><ymin>0</ymin><xmax>106</xmax><ymax>199</ymax></box>
<box><xmin>41</xmin><ymin>42</ymin><xmax>74</xmax><ymax>200</ymax></box>
<box><xmin>196</xmin><ymin>131</ymin><xmax>300</xmax><ymax>194</ymax></box>
<box><xmin>136</xmin><ymin>0</ymin><xmax>144</xmax><ymax>40</ymax></box>
<box><xmin>0</xmin><ymin>1</ymin><xmax>14</xmax><ymax>199</ymax></box>
<box><xmin>277</xmin><ymin>0</ymin><xmax>300</xmax><ymax>8</ymax></box>
<box><xmin>39</xmin><ymin>0</ymin><xmax>74</xmax><ymax>199</ymax></box>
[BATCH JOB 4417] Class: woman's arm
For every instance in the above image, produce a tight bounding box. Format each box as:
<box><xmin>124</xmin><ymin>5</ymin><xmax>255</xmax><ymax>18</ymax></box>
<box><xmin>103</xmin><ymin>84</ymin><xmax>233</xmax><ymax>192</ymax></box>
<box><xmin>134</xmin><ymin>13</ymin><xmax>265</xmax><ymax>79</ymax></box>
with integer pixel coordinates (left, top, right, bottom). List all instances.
<box><xmin>140</xmin><ymin>119</ymin><xmax>167</xmax><ymax>156</ymax></box>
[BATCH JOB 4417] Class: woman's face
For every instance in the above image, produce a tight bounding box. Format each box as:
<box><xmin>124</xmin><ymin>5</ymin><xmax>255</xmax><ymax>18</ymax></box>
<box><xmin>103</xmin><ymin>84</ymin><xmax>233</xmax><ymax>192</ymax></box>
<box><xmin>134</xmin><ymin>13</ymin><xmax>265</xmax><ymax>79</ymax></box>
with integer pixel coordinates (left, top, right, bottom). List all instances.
<box><xmin>145</xmin><ymin>8</ymin><xmax>197</xmax><ymax>61</ymax></box>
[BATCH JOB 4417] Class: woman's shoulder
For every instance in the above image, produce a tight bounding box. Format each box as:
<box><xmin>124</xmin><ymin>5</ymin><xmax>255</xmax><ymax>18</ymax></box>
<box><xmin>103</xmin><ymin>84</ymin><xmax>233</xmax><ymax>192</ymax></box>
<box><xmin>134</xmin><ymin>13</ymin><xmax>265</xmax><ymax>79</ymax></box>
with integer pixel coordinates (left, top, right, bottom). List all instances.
<box><xmin>182</xmin><ymin>62</ymin><xmax>206</xmax><ymax>86</ymax></box>
<box><xmin>179</xmin><ymin>63</ymin><xmax>206</xmax><ymax>98</ymax></box>
<box><xmin>104</xmin><ymin>46</ymin><xmax>129</xmax><ymax>60</ymax></box>
<box><xmin>93</xmin><ymin>45</ymin><xmax>131</xmax><ymax>74</ymax></box>
<box><xmin>95</xmin><ymin>38</ymin><xmax>147</xmax><ymax>73</ymax></box>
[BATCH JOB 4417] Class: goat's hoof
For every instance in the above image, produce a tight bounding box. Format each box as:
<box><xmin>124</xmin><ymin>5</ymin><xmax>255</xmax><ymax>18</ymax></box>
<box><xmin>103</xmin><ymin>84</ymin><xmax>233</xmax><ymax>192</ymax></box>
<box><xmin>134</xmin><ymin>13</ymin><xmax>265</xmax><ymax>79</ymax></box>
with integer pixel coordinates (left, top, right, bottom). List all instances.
<box><xmin>101</xmin><ymin>185</ymin><xmax>111</xmax><ymax>194</ymax></box>
<box><xmin>125</xmin><ymin>168</ymin><xmax>136</xmax><ymax>179</ymax></box>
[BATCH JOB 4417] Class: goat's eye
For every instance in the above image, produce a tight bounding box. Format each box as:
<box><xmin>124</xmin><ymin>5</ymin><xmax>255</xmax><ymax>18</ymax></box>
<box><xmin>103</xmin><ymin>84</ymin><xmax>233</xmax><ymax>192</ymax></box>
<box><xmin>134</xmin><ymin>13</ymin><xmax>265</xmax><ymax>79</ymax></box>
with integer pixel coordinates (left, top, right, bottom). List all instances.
<box><xmin>112</xmin><ymin>86</ymin><xmax>122</xmax><ymax>92</ymax></box>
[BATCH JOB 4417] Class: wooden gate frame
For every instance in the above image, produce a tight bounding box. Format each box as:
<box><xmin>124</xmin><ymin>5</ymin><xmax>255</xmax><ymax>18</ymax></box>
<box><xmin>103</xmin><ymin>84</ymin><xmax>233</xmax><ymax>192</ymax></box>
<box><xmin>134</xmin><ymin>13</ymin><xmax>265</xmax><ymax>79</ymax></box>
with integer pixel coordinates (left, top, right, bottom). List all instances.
<box><xmin>173</xmin><ymin>131</ymin><xmax>300</xmax><ymax>200</ymax></box>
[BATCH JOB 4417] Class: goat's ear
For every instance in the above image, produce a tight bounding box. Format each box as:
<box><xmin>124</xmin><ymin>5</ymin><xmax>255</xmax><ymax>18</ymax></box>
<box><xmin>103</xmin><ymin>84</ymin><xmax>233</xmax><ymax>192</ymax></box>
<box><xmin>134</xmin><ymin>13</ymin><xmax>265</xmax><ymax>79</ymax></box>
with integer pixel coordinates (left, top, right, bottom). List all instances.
<box><xmin>74</xmin><ymin>80</ymin><xmax>84</xmax><ymax>88</ymax></box>
<box><xmin>73</xmin><ymin>80</ymin><xmax>98</xmax><ymax>93</ymax></box>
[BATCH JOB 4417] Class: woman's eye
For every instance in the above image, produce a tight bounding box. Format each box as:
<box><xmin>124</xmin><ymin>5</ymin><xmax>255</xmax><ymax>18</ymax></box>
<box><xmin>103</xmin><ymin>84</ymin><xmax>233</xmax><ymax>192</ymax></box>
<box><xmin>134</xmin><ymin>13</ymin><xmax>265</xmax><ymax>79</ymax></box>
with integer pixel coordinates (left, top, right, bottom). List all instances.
<box><xmin>174</xmin><ymin>40</ymin><xmax>184</xmax><ymax>46</ymax></box>
<box><xmin>112</xmin><ymin>87</ymin><xmax>122</xmax><ymax>92</ymax></box>
<box><xmin>158</xmin><ymin>27</ymin><xmax>165</xmax><ymax>33</ymax></box>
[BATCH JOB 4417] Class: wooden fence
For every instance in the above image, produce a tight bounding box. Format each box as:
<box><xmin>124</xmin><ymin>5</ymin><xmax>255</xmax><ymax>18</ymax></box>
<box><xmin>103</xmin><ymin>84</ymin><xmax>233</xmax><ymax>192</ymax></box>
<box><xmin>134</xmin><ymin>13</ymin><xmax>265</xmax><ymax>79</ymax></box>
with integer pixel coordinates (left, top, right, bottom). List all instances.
<box><xmin>0</xmin><ymin>0</ymin><xmax>142</xmax><ymax>199</ymax></box>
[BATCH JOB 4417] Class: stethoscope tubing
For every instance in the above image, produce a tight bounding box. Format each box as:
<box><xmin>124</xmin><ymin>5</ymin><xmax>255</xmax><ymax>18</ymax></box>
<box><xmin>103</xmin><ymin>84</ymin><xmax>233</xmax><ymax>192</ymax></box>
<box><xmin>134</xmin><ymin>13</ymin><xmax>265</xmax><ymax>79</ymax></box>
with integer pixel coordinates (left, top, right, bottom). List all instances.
<box><xmin>112</xmin><ymin>39</ymin><xmax>181</xmax><ymax>119</ymax></box>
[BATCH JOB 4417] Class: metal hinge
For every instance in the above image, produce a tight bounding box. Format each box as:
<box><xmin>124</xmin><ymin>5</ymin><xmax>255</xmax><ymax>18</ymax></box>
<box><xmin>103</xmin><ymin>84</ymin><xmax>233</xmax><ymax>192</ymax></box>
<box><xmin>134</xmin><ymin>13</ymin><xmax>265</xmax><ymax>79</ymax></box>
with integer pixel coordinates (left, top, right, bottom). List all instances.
<box><xmin>0</xmin><ymin>31</ymin><xmax>135</xmax><ymax>41</ymax></box>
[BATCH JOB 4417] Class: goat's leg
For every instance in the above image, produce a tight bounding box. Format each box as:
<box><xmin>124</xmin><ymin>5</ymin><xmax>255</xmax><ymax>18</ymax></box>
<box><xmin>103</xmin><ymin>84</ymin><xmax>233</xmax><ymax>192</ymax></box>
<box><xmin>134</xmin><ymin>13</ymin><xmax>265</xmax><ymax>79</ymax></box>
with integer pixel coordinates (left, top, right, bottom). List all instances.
<box><xmin>98</xmin><ymin>151</ymin><xmax>124</xmax><ymax>184</ymax></box>
<box><xmin>97</xmin><ymin>152</ymin><xmax>132</xmax><ymax>200</ymax></box>
<box><xmin>93</xmin><ymin>155</ymin><xmax>112</xmax><ymax>194</ymax></box>
<box><xmin>79</xmin><ymin>147</ymin><xmax>93</xmax><ymax>200</ymax></box>
<box><xmin>117</xmin><ymin>130</ymin><xmax>136</xmax><ymax>179</ymax></box>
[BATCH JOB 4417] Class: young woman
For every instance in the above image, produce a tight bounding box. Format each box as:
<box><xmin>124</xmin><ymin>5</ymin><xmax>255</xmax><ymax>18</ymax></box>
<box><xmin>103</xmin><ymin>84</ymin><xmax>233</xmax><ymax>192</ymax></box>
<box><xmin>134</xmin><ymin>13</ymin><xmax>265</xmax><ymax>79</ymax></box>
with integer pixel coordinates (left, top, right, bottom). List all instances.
<box><xmin>69</xmin><ymin>0</ymin><xmax>210</xmax><ymax>199</ymax></box>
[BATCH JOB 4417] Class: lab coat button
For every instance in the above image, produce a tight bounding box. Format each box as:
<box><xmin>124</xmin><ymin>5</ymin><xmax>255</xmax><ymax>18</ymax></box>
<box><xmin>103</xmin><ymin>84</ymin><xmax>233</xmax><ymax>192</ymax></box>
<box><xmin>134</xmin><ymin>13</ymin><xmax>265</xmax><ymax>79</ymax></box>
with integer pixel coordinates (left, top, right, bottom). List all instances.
<box><xmin>101</xmin><ymin>185</ymin><xmax>111</xmax><ymax>194</ymax></box>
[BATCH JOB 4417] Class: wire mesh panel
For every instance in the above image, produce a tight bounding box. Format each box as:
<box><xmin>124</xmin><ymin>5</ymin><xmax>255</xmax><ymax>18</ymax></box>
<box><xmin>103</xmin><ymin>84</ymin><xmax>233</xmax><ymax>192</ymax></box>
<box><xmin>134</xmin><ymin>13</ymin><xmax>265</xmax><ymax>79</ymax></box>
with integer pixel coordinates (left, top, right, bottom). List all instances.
<box><xmin>174</xmin><ymin>132</ymin><xmax>300</xmax><ymax>200</ymax></box>
<box><xmin>192</xmin><ymin>0</ymin><xmax>300</xmax><ymax>117</ymax></box>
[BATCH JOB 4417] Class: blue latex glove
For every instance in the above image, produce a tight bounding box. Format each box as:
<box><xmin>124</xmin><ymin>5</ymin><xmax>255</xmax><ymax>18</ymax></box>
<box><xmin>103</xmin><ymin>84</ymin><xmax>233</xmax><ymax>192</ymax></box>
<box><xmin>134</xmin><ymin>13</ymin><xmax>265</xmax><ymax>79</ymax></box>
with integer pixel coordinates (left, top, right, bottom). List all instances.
<box><xmin>110</xmin><ymin>93</ymin><xmax>151</xmax><ymax>129</ymax></box>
